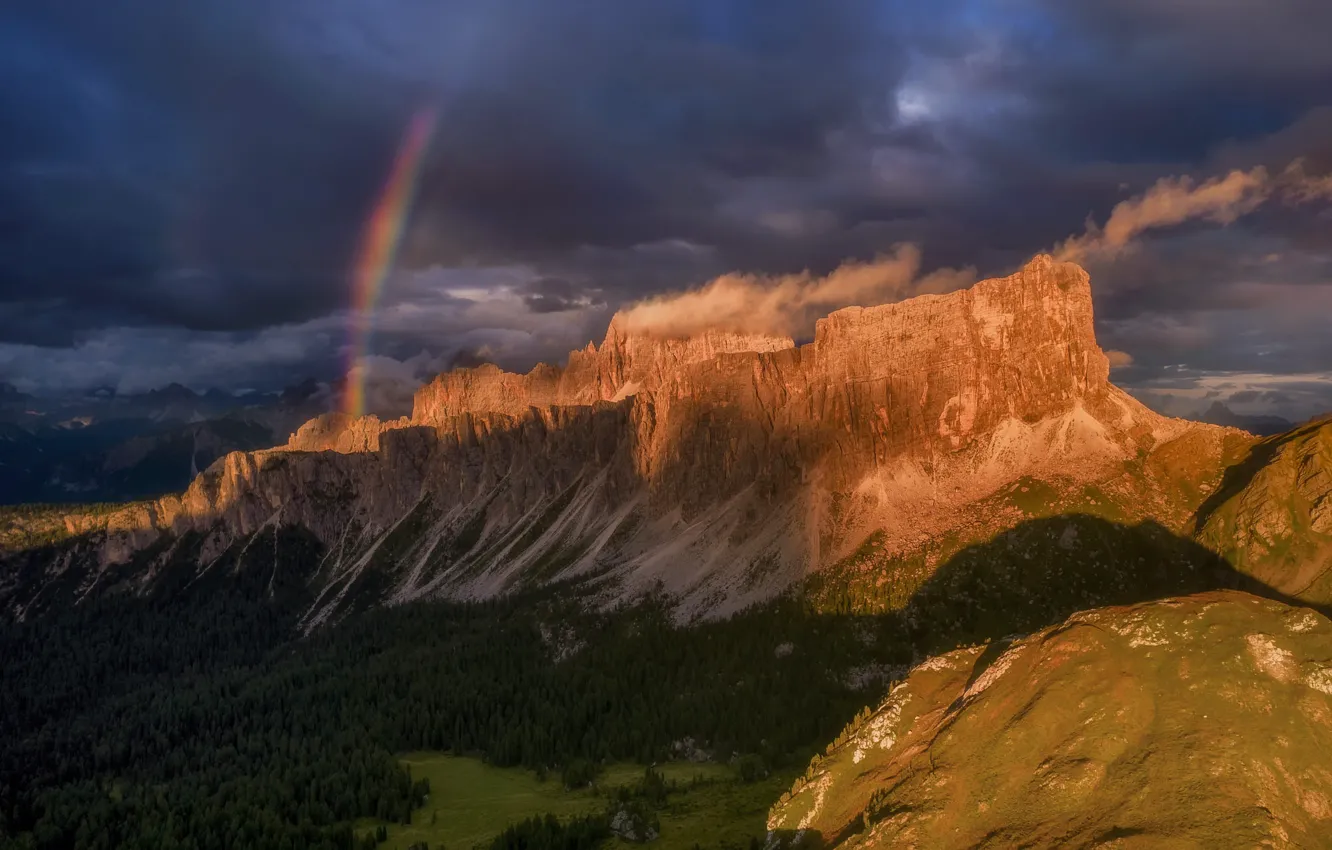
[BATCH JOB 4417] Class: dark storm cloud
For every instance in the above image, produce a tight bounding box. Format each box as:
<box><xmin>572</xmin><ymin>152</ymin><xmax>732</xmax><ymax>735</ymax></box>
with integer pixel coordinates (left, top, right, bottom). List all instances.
<box><xmin>398</xmin><ymin>0</ymin><xmax>906</xmax><ymax>273</ymax></box>
<box><xmin>957</xmin><ymin>0</ymin><xmax>1332</xmax><ymax>162</ymax></box>
<box><xmin>0</xmin><ymin>3</ymin><xmax>398</xmax><ymax>344</ymax></box>
<box><xmin>1</xmin><ymin>0</ymin><xmax>1330</xmax><ymax>414</ymax></box>
<box><xmin>1</xmin><ymin>0</ymin><xmax>904</xmax><ymax>344</ymax></box>
<box><xmin>519</xmin><ymin>278</ymin><xmax>604</xmax><ymax>315</ymax></box>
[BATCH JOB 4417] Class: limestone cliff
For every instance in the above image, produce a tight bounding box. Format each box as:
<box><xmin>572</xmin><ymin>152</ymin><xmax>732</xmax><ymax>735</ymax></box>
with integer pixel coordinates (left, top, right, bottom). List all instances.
<box><xmin>0</xmin><ymin>256</ymin><xmax>1250</xmax><ymax>623</ymax></box>
<box><xmin>412</xmin><ymin>326</ymin><xmax>795</xmax><ymax>424</ymax></box>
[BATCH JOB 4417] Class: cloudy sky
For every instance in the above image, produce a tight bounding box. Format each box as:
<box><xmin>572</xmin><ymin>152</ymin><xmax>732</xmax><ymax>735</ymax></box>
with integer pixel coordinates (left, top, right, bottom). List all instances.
<box><xmin>2</xmin><ymin>0</ymin><xmax>1330</xmax><ymax>419</ymax></box>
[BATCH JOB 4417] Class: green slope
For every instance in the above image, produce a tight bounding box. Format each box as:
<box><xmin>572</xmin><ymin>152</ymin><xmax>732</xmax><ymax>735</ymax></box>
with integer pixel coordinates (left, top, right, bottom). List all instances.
<box><xmin>769</xmin><ymin>591</ymin><xmax>1332</xmax><ymax>848</ymax></box>
<box><xmin>1197</xmin><ymin>416</ymin><xmax>1332</xmax><ymax>605</ymax></box>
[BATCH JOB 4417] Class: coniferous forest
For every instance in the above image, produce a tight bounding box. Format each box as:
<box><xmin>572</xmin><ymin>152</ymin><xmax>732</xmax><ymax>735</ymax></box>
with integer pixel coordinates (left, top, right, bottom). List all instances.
<box><xmin>0</xmin><ymin>538</ymin><xmax>908</xmax><ymax>850</ymax></box>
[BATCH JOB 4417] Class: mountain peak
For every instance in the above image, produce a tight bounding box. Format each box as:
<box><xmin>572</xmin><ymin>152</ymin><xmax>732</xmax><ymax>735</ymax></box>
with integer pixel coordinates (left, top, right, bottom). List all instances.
<box><xmin>1024</xmin><ymin>251</ymin><xmax>1057</xmax><ymax>270</ymax></box>
<box><xmin>10</xmin><ymin>257</ymin><xmax>1241</xmax><ymax>621</ymax></box>
<box><xmin>1199</xmin><ymin>400</ymin><xmax>1295</xmax><ymax>436</ymax></box>
<box><xmin>155</xmin><ymin>382</ymin><xmax>197</xmax><ymax>396</ymax></box>
<box><xmin>413</xmin><ymin>256</ymin><xmax>1104</xmax><ymax>427</ymax></box>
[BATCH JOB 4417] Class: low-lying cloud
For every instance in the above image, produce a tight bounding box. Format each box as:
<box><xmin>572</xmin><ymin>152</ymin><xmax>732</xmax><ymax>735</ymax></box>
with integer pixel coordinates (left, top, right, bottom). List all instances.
<box><xmin>615</xmin><ymin>244</ymin><xmax>977</xmax><ymax>339</ymax></box>
<box><xmin>1282</xmin><ymin>159</ymin><xmax>1332</xmax><ymax>204</ymax></box>
<box><xmin>1105</xmin><ymin>350</ymin><xmax>1135</xmax><ymax>369</ymax></box>
<box><xmin>352</xmin><ymin>351</ymin><xmax>456</xmax><ymax>418</ymax></box>
<box><xmin>1131</xmin><ymin>370</ymin><xmax>1332</xmax><ymax>423</ymax></box>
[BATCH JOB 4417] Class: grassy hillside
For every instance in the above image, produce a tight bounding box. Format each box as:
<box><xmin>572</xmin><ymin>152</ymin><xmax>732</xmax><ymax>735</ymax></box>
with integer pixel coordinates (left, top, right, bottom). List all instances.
<box><xmin>768</xmin><ymin>591</ymin><xmax>1332</xmax><ymax>848</ymax></box>
<box><xmin>1197</xmin><ymin>416</ymin><xmax>1332</xmax><ymax>605</ymax></box>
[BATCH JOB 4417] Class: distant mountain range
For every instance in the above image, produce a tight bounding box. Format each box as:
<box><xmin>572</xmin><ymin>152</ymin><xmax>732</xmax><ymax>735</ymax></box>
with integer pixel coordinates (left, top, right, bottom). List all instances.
<box><xmin>0</xmin><ymin>379</ymin><xmax>329</xmax><ymax>504</ymax></box>
<box><xmin>1197</xmin><ymin>400</ymin><xmax>1295</xmax><ymax>436</ymax></box>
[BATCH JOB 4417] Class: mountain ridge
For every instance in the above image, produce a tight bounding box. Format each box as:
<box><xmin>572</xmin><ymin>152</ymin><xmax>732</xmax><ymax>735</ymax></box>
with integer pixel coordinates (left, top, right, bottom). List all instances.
<box><xmin>1</xmin><ymin>255</ymin><xmax>1252</xmax><ymax>623</ymax></box>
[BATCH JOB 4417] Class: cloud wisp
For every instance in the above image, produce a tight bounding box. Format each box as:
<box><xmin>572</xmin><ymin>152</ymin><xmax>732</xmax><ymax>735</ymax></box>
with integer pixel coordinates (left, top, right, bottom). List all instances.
<box><xmin>615</xmin><ymin>244</ymin><xmax>976</xmax><ymax>340</ymax></box>
<box><xmin>1105</xmin><ymin>350</ymin><xmax>1135</xmax><ymax>369</ymax></box>
<box><xmin>1056</xmin><ymin>160</ymin><xmax>1332</xmax><ymax>264</ymax></box>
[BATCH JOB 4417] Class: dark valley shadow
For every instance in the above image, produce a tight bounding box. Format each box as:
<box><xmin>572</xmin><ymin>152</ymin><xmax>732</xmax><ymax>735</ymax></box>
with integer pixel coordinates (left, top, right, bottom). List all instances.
<box><xmin>897</xmin><ymin>513</ymin><xmax>1319</xmax><ymax>656</ymax></box>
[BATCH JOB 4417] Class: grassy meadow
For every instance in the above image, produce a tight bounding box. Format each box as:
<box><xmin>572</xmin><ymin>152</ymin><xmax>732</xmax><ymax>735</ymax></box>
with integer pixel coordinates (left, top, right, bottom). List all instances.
<box><xmin>358</xmin><ymin>753</ymin><xmax>786</xmax><ymax>849</ymax></box>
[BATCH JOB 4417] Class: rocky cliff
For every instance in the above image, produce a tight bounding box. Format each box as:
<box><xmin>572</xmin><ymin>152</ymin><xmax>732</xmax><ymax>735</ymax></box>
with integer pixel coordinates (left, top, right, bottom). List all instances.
<box><xmin>412</xmin><ymin>326</ymin><xmax>795</xmax><ymax>424</ymax></box>
<box><xmin>767</xmin><ymin>591</ymin><xmax>1332</xmax><ymax>848</ymax></box>
<box><xmin>1</xmin><ymin>255</ymin><xmax>1255</xmax><ymax>623</ymax></box>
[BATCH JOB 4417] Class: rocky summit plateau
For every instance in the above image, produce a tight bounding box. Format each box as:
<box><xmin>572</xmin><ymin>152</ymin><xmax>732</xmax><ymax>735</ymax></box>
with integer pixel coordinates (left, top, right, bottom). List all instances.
<box><xmin>5</xmin><ymin>254</ymin><xmax>1325</xmax><ymax>627</ymax></box>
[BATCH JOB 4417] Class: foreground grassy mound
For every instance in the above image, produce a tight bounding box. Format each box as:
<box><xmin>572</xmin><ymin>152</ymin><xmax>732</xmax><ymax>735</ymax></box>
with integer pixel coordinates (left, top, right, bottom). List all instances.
<box><xmin>769</xmin><ymin>591</ymin><xmax>1332</xmax><ymax>848</ymax></box>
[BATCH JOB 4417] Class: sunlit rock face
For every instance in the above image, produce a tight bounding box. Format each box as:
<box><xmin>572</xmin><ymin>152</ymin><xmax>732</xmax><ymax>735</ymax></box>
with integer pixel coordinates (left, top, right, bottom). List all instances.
<box><xmin>412</xmin><ymin>326</ymin><xmax>796</xmax><ymax>424</ymax></box>
<box><xmin>282</xmin><ymin>412</ymin><xmax>410</xmax><ymax>453</ymax></box>
<box><xmin>410</xmin><ymin>254</ymin><xmax>1159</xmax><ymax>512</ymax></box>
<box><xmin>767</xmin><ymin>591</ymin><xmax>1332</xmax><ymax>849</ymax></box>
<box><xmin>411</xmin><ymin>254</ymin><xmax>1115</xmax><ymax>481</ymax></box>
<box><xmin>3</xmin><ymin>256</ymin><xmax>1251</xmax><ymax>622</ymax></box>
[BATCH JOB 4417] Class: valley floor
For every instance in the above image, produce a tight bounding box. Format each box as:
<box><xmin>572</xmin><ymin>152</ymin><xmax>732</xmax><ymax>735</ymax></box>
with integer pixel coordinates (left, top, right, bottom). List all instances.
<box><xmin>357</xmin><ymin>755</ymin><xmax>781</xmax><ymax>850</ymax></box>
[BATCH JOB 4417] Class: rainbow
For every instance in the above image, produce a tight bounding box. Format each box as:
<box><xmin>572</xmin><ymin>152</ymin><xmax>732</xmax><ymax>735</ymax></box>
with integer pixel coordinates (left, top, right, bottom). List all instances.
<box><xmin>342</xmin><ymin>107</ymin><xmax>438</xmax><ymax>416</ymax></box>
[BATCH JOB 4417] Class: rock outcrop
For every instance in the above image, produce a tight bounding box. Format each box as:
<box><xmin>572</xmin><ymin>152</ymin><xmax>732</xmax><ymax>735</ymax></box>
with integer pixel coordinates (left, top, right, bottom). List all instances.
<box><xmin>281</xmin><ymin>412</ymin><xmax>407</xmax><ymax>454</ymax></box>
<box><xmin>767</xmin><ymin>591</ymin><xmax>1332</xmax><ymax>848</ymax></box>
<box><xmin>412</xmin><ymin>327</ymin><xmax>795</xmax><ymax>424</ymax></box>
<box><xmin>1</xmin><ymin>256</ymin><xmax>1254</xmax><ymax>622</ymax></box>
